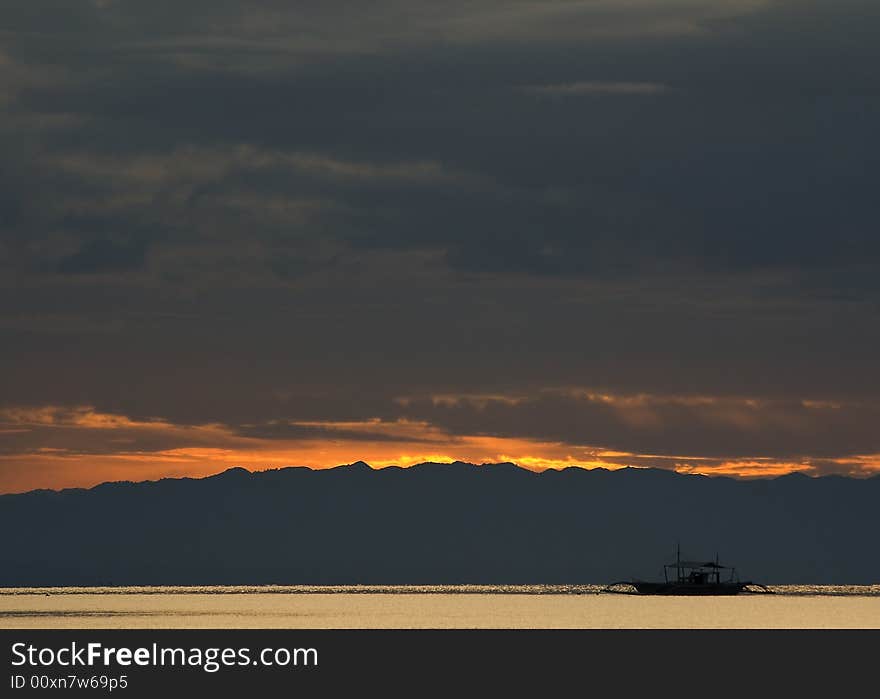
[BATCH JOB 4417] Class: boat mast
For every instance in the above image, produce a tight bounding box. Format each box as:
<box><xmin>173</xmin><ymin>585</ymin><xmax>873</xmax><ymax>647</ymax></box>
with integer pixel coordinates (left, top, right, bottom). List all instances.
<box><xmin>676</xmin><ymin>541</ymin><xmax>682</xmax><ymax>583</ymax></box>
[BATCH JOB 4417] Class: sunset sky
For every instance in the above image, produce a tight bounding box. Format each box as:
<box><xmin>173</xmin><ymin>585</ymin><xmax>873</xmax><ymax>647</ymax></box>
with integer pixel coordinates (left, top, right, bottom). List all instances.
<box><xmin>2</xmin><ymin>1</ymin><xmax>879</xmax><ymax>493</ymax></box>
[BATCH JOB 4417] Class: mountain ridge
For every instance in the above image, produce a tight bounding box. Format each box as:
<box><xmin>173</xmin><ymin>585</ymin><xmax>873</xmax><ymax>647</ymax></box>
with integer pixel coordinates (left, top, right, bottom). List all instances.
<box><xmin>3</xmin><ymin>460</ymin><xmax>831</xmax><ymax>500</ymax></box>
<box><xmin>2</xmin><ymin>461</ymin><xmax>877</xmax><ymax>586</ymax></box>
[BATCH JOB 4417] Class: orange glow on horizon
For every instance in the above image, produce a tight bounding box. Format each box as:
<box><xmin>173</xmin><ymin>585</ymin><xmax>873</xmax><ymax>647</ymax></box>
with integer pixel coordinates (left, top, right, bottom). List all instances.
<box><xmin>674</xmin><ymin>460</ymin><xmax>814</xmax><ymax>479</ymax></box>
<box><xmin>1</xmin><ymin>406</ymin><xmax>878</xmax><ymax>493</ymax></box>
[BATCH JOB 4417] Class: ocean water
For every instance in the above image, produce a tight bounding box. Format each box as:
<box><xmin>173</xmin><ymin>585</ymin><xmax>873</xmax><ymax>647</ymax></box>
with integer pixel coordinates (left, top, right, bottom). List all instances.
<box><xmin>2</xmin><ymin>586</ymin><xmax>880</xmax><ymax>628</ymax></box>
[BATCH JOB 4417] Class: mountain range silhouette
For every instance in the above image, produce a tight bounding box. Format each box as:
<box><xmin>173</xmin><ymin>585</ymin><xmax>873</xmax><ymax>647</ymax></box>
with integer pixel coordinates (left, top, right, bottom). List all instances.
<box><xmin>2</xmin><ymin>461</ymin><xmax>878</xmax><ymax>585</ymax></box>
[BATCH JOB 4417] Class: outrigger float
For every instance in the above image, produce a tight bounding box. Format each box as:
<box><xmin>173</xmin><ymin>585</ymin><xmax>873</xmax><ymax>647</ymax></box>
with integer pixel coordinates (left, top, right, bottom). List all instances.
<box><xmin>601</xmin><ymin>546</ymin><xmax>774</xmax><ymax>595</ymax></box>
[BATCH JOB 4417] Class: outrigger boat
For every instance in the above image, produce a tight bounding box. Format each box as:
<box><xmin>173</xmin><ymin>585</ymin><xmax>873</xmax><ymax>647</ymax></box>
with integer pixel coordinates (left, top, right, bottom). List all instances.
<box><xmin>602</xmin><ymin>545</ymin><xmax>773</xmax><ymax>595</ymax></box>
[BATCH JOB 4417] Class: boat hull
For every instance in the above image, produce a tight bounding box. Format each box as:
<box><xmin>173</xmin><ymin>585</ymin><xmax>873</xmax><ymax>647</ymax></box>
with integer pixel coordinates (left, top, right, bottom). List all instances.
<box><xmin>631</xmin><ymin>581</ymin><xmax>747</xmax><ymax>595</ymax></box>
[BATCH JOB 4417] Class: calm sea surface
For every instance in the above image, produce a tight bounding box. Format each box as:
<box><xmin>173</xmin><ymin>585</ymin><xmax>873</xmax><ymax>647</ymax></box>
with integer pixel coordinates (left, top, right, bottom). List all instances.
<box><xmin>2</xmin><ymin>586</ymin><xmax>879</xmax><ymax>628</ymax></box>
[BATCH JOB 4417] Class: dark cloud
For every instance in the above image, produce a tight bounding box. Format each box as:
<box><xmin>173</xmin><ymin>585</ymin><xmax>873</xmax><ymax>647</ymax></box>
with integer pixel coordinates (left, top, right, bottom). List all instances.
<box><xmin>2</xmin><ymin>1</ymin><xmax>879</xmax><ymax>480</ymax></box>
<box><xmin>390</xmin><ymin>392</ymin><xmax>880</xmax><ymax>461</ymax></box>
<box><xmin>7</xmin><ymin>7</ymin><xmax>877</xmax><ymax>284</ymax></box>
<box><xmin>56</xmin><ymin>237</ymin><xmax>149</xmax><ymax>275</ymax></box>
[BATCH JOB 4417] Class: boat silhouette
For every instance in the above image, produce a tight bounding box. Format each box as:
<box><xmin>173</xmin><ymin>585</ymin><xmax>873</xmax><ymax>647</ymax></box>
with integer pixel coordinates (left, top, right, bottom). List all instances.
<box><xmin>602</xmin><ymin>545</ymin><xmax>773</xmax><ymax>595</ymax></box>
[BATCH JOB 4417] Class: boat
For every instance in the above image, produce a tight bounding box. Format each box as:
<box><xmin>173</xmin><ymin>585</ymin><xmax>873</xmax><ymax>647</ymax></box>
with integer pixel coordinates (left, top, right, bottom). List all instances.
<box><xmin>601</xmin><ymin>545</ymin><xmax>773</xmax><ymax>595</ymax></box>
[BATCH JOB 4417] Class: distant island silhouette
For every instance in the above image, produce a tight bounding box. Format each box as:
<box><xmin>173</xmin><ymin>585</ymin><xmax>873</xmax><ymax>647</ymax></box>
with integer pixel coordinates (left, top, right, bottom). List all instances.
<box><xmin>2</xmin><ymin>462</ymin><xmax>877</xmax><ymax>586</ymax></box>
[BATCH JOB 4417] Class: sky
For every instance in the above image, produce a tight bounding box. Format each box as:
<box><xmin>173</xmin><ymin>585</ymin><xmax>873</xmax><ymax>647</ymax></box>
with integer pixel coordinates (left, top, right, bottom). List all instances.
<box><xmin>2</xmin><ymin>0</ymin><xmax>879</xmax><ymax>493</ymax></box>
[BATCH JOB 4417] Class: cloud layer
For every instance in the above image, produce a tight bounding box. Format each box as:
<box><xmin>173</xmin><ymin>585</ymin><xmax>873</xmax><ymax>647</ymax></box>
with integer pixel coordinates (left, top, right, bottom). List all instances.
<box><xmin>2</xmin><ymin>1</ymin><xmax>879</xmax><ymax>490</ymax></box>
